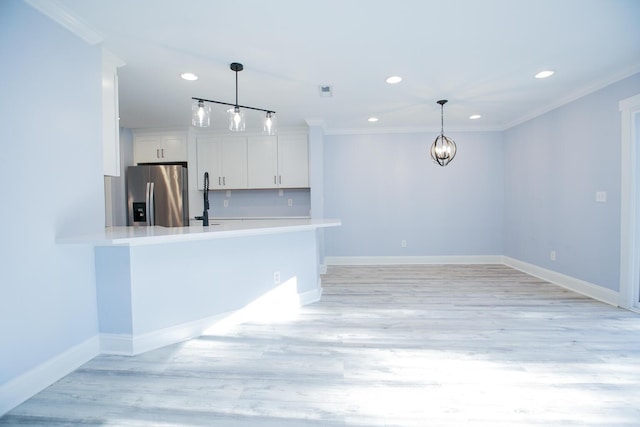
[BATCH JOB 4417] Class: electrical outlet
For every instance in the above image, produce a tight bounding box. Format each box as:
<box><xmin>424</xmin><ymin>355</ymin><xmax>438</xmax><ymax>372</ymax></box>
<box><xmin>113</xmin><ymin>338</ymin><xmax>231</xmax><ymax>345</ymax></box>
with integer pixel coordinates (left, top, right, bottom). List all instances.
<box><xmin>288</xmin><ymin>198</ymin><xmax>293</xmax><ymax>207</ymax></box>
<box><xmin>223</xmin><ymin>200</ymin><xmax>228</xmax><ymax>208</ymax></box>
<box><xmin>550</xmin><ymin>250</ymin><xmax>557</xmax><ymax>261</ymax></box>
<box><xmin>273</xmin><ymin>271</ymin><xmax>281</xmax><ymax>284</ymax></box>
<box><xmin>279</xmin><ymin>189</ymin><xmax>284</xmax><ymax>196</ymax></box>
<box><xmin>595</xmin><ymin>191</ymin><xmax>607</xmax><ymax>202</ymax></box>
<box><xmin>401</xmin><ymin>240</ymin><xmax>407</xmax><ymax>248</ymax></box>
<box><xmin>226</xmin><ymin>190</ymin><xmax>231</xmax><ymax>197</ymax></box>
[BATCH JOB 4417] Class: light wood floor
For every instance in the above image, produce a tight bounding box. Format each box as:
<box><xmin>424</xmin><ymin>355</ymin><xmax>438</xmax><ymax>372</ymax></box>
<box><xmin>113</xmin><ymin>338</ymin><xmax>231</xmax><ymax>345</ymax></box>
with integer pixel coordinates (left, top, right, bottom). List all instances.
<box><xmin>2</xmin><ymin>264</ymin><xmax>640</xmax><ymax>426</ymax></box>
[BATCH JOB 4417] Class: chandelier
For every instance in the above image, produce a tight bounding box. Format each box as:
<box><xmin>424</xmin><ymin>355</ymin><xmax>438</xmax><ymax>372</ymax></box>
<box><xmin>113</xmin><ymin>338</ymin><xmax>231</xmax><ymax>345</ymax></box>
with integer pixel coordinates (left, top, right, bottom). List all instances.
<box><xmin>430</xmin><ymin>99</ymin><xmax>457</xmax><ymax>166</ymax></box>
<box><xmin>191</xmin><ymin>62</ymin><xmax>277</xmax><ymax>135</ymax></box>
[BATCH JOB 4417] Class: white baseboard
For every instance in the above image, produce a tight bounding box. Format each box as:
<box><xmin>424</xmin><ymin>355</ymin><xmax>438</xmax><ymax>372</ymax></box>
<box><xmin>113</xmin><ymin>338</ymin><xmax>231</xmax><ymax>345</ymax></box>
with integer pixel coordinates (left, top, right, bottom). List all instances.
<box><xmin>299</xmin><ymin>283</ymin><xmax>323</xmax><ymax>305</ymax></box>
<box><xmin>101</xmin><ymin>286</ymin><xmax>324</xmax><ymax>356</ymax></box>
<box><xmin>503</xmin><ymin>256</ymin><xmax>620</xmax><ymax>307</ymax></box>
<box><xmin>0</xmin><ymin>336</ymin><xmax>100</xmax><ymax>416</ymax></box>
<box><xmin>99</xmin><ymin>333</ymin><xmax>134</xmax><ymax>355</ymax></box>
<box><xmin>101</xmin><ymin>311</ymin><xmax>233</xmax><ymax>356</ymax></box>
<box><xmin>325</xmin><ymin>255</ymin><xmax>504</xmax><ymax>265</ymax></box>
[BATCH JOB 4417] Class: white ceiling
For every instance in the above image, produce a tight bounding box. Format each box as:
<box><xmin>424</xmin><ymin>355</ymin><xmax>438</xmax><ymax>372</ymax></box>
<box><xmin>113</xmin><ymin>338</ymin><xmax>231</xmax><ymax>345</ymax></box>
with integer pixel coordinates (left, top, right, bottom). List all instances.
<box><xmin>34</xmin><ymin>0</ymin><xmax>640</xmax><ymax>133</ymax></box>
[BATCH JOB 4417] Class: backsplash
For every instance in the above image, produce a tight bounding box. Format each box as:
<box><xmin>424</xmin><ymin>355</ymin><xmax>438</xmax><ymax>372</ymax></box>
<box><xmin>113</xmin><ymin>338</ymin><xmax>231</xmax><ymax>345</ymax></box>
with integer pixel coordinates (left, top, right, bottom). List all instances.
<box><xmin>207</xmin><ymin>188</ymin><xmax>311</xmax><ymax>219</ymax></box>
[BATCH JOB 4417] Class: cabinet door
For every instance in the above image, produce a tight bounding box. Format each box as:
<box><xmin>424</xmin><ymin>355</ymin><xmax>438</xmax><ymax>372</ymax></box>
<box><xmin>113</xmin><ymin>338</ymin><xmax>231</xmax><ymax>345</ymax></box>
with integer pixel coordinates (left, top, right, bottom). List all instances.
<box><xmin>134</xmin><ymin>135</ymin><xmax>162</xmax><ymax>163</ymax></box>
<box><xmin>247</xmin><ymin>136</ymin><xmax>278</xmax><ymax>188</ymax></box>
<box><xmin>196</xmin><ymin>137</ymin><xmax>222</xmax><ymax>190</ymax></box>
<box><xmin>160</xmin><ymin>135</ymin><xmax>187</xmax><ymax>162</ymax></box>
<box><xmin>134</xmin><ymin>134</ymin><xmax>187</xmax><ymax>163</ymax></box>
<box><xmin>102</xmin><ymin>50</ymin><xmax>122</xmax><ymax>176</ymax></box>
<box><xmin>277</xmin><ymin>134</ymin><xmax>309</xmax><ymax>188</ymax></box>
<box><xmin>220</xmin><ymin>137</ymin><xmax>248</xmax><ymax>189</ymax></box>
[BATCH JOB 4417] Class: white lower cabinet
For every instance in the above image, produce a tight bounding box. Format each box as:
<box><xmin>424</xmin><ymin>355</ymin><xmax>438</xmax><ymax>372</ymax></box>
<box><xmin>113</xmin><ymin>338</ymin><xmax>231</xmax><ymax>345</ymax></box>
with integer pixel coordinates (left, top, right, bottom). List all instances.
<box><xmin>247</xmin><ymin>134</ymin><xmax>309</xmax><ymax>189</ymax></box>
<box><xmin>196</xmin><ymin>136</ymin><xmax>247</xmax><ymax>190</ymax></box>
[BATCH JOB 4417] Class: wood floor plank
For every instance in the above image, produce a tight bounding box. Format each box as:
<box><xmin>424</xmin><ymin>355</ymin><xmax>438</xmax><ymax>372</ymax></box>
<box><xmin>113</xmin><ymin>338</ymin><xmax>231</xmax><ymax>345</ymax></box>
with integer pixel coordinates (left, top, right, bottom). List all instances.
<box><xmin>2</xmin><ymin>264</ymin><xmax>640</xmax><ymax>426</ymax></box>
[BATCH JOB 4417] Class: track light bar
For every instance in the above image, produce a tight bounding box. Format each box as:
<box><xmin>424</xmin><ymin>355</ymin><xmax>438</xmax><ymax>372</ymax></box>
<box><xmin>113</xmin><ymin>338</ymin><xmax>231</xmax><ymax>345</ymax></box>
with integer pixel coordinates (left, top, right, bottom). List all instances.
<box><xmin>191</xmin><ymin>97</ymin><xmax>275</xmax><ymax>115</ymax></box>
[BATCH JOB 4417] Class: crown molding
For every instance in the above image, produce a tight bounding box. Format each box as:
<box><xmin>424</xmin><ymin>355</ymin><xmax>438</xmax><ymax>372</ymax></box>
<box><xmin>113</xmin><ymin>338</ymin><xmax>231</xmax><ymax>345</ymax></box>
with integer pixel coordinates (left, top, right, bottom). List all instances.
<box><xmin>503</xmin><ymin>64</ymin><xmax>640</xmax><ymax>130</ymax></box>
<box><xmin>324</xmin><ymin>125</ymin><xmax>504</xmax><ymax>136</ymax></box>
<box><xmin>304</xmin><ymin>119</ymin><xmax>326</xmax><ymax>132</ymax></box>
<box><xmin>24</xmin><ymin>0</ymin><xmax>104</xmax><ymax>45</ymax></box>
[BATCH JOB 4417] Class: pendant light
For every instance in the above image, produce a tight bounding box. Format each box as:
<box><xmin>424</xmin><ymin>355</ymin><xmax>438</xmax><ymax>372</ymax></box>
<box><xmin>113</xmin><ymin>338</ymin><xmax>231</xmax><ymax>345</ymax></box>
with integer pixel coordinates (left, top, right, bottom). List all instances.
<box><xmin>191</xmin><ymin>62</ymin><xmax>276</xmax><ymax>134</ymax></box>
<box><xmin>191</xmin><ymin>100</ymin><xmax>211</xmax><ymax>127</ymax></box>
<box><xmin>263</xmin><ymin>111</ymin><xmax>277</xmax><ymax>135</ymax></box>
<box><xmin>228</xmin><ymin>62</ymin><xmax>245</xmax><ymax>132</ymax></box>
<box><xmin>430</xmin><ymin>99</ymin><xmax>457</xmax><ymax>167</ymax></box>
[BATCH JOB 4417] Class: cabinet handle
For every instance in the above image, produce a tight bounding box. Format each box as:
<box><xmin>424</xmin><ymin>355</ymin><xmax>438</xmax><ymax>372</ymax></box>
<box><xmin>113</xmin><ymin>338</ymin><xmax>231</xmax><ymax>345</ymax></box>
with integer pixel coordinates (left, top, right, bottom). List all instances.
<box><xmin>223</xmin><ymin>176</ymin><xmax>226</xmax><ymax>186</ymax></box>
<box><xmin>279</xmin><ymin>175</ymin><xmax>282</xmax><ymax>184</ymax></box>
<box><xmin>218</xmin><ymin>177</ymin><xmax>221</xmax><ymax>186</ymax></box>
<box><xmin>274</xmin><ymin>176</ymin><xmax>277</xmax><ymax>185</ymax></box>
<box><xmin>161</xmin><ymin>148</ymin><xmax>165</xmax><ymax>158</ymax></box>
<box><xmin>156</xmin><ymin>149</ymin><xmax>160</xmax><ymax>158</ymax></box>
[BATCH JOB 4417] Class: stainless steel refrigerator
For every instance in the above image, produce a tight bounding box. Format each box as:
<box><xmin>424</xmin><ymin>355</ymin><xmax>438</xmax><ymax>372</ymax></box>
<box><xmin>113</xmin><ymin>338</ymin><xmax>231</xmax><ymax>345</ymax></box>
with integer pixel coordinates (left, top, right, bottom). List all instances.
<box><xmin>126</xmin><ymin>164</ymin><xmax>189</xmax><ymax>227</ymax></box>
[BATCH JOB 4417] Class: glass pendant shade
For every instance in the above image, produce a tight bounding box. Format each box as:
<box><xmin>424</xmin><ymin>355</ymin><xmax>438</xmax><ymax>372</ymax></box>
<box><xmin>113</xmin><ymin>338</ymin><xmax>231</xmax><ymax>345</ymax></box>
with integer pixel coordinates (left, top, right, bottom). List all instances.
<box><xmin>430</xmin><ymin>134</ymin><xmax>457</xmax><ymax>166</ymax></box>
<box><xmin>228</xmin><ymin>107</ymin><xmax>245</xmax><ymax>132</ymax></box>
<box><xmin>192</xmin><ymin>100</ymin><xmax>211</xmax><ymax>127</ymax></box>
<box><xmin>263</xmin><ymin>112</ymin><xmax>277</xmax><ymax>135</ymax></box>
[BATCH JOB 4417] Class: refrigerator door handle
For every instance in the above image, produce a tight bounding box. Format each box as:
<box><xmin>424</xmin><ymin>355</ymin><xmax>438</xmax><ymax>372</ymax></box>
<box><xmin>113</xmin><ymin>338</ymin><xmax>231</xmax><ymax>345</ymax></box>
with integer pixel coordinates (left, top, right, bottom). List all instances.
<box><xmin>145</xmin><ymin>182</ymin><xmax>151</xmax><ymax>226</ymax></box>
<box><xmin>149</xmin><ymin>182</ymin><xmax>155</xmax><ymax>225</ymax></box>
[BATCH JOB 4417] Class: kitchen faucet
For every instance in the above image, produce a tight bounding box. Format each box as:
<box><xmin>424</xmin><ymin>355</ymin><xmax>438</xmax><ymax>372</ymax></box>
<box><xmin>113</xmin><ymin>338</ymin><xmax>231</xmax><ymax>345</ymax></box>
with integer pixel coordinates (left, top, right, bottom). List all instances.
<box><xmin>195</xmin><ymin>172</ymin><xmax>210</xmax><ymax>226</ymax></box>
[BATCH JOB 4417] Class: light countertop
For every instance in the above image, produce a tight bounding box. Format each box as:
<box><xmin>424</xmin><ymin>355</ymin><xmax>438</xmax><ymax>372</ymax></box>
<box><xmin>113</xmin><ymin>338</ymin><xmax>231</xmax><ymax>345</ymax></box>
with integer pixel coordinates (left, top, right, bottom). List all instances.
<box><xmin>58</xmin><ymin>218</ymin><xmax>341</xmax><ymax>247</ymax></box>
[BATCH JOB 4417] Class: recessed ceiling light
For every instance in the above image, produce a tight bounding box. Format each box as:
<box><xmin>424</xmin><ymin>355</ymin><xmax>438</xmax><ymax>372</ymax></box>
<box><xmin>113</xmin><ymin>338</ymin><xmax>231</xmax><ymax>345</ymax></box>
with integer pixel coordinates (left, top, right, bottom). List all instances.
<box><xmin>368</xmin><ymin>117</ymin><xmax>379</xmax><ymax>123</ymax></box>
<box><xmin>180</xmin><ymin>72</ymin><xmax>198</xmax><ymax>81</ymax></box>
<box><xmin>386</xmin><ymin>76</ymin><xmax>402</xmax><ymax>84</ymax></box>
<box><xmin>534</xmin><ymin>70</ymin><xmax>554</xmax><ymax>79</ymax></box>
<box><xmin>469</xmin><ymin>114</ymin><xmax>482</xmax><ymax>120</ymax></box>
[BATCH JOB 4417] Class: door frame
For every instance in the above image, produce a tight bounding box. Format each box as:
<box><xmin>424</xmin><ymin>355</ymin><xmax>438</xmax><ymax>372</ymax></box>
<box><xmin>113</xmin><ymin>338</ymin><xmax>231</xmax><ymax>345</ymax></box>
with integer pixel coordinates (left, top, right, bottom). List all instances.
<box><xmin>619</xmin><ymin>93</ymin><xmax>640</xmax><ymax>311</ymax></box>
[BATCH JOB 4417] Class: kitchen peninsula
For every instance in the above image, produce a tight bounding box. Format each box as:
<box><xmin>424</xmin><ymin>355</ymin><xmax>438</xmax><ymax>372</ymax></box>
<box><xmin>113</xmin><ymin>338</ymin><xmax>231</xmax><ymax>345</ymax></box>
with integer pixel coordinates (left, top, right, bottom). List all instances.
<box><xmin>60</xmin><ymin>219</ymin><xmax>340</xmax><ymax>356</ymax></box>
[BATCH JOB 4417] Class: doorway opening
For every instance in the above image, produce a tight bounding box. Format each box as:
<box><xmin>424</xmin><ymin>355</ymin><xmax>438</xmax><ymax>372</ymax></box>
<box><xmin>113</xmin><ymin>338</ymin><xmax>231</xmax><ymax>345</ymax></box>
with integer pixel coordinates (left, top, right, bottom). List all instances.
<box><xmin>619</xmin><ymin>93</ymin><xmax>640</xmax><ymax>311</ymax></box>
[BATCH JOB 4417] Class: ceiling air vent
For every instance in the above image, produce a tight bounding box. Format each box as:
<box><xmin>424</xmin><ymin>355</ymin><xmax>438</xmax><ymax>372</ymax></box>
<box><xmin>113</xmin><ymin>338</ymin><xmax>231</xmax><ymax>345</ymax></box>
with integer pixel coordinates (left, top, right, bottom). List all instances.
<box><xmin>318</xmin><ymin>85</ymin><xmax>333</xmax><ymax>97</ymax></box>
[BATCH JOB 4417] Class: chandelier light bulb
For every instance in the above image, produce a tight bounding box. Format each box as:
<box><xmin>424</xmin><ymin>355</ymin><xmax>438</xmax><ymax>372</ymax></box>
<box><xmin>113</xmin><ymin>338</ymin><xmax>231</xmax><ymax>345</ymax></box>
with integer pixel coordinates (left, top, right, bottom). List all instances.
<box><xmin>191</xmin><ymin>100</ymin><xmax>211</xmax><ymax>127</ymax></box>
<box><xmin>263</xmin><ymin>112</ymin><xmax>277</xmax><ymax>135</ymax></box>
<box><xmin>228</xmin><ymin>106</ymin><xmax>245</xmax><ymax>132</ymax></box>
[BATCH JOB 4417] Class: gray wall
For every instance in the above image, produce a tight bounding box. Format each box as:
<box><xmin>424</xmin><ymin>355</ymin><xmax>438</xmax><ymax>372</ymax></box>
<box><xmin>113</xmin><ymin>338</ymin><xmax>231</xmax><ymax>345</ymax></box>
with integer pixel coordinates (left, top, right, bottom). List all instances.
<box><xmin>323</xmin><ymin>131</ymin><xmax>504</xmax><ymax>256</ymax></box>
<box><xmin>0</xmin><ymin>0</ymin><xmax>104</xmax><ymax>385</ymax></box>
<box><xmin>504</xmin><ymin>72</ymin><xmax>640</xmax><ymax>291</ymax></box>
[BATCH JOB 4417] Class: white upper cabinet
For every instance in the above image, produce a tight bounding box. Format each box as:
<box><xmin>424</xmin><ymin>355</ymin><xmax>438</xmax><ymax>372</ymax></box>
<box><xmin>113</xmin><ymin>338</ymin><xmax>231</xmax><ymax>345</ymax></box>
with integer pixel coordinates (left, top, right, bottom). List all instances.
<box><xmin>247</xmin><ymin>136</ymin><xmax>279</xmax><ymax>188</ymax></box>
<box><xmin>102</xmin><ymin>49</ymin><xmax>124</xmax><ymax>176</ymax></box>
<box><xmin>247</xmin><ymin>134</ymin><xmax>308</xmax><ymax>189</ymax></box>
<box><xmin>134</xmin><ymin>132</ymin><xmax>187</xmax><ymax>164</ymax></box>
<box><xmin>277</xmin><ymin>134</ymin><xmax>309</xmax><ymax>188</ymax></box>
<box><xmin>196</xmin><ymin>136</ymin><xmax>248</xmax><ymax>190</ymax></box>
